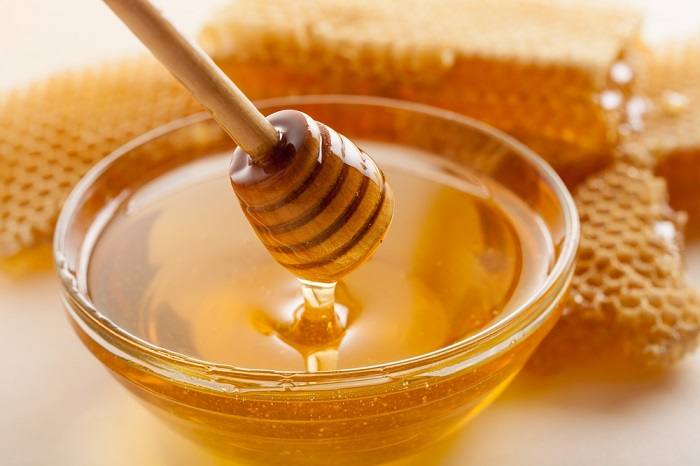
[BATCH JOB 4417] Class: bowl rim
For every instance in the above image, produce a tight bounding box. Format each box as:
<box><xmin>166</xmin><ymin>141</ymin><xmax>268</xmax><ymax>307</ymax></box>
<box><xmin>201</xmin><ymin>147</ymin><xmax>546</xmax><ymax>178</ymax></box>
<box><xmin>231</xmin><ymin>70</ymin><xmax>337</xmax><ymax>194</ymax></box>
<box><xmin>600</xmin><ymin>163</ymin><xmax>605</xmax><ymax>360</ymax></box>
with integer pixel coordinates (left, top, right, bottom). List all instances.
<box><xmin>54</xmin><ymin>95</ymin><xmax>579</xmax><ymax>391</ymax></box>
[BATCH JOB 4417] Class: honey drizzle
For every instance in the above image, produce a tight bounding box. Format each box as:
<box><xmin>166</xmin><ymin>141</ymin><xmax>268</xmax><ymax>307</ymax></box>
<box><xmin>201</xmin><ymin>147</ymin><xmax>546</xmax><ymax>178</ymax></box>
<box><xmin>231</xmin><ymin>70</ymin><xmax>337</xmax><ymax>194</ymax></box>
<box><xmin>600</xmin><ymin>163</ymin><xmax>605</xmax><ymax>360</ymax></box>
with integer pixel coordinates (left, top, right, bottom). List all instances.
<box><xmin>278</xmin><ymin>280</ymin><xmax>345</xmax><ymax>372</ymax></box>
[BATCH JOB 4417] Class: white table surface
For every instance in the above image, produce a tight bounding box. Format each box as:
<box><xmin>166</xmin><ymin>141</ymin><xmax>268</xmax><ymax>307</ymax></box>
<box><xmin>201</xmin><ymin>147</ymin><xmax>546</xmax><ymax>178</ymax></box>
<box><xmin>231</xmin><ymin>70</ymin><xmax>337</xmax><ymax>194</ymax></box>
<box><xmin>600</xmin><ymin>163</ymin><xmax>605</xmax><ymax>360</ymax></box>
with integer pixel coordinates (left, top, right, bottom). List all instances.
<box><xmin>2</xmin><ymin>1</ymin><xmax>700</xmax><ymax>465</ymax></box>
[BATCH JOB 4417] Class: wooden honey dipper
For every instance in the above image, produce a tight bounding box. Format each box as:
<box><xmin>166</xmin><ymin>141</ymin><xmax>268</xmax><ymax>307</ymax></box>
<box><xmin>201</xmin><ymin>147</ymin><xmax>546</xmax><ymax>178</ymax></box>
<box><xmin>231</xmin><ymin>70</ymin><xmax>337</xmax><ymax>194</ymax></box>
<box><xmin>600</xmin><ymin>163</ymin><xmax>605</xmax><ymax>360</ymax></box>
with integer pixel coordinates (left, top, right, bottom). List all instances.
<box><xmin>104</xmin><ymin>0</ymin><xmax>394</xmax><ymax>284</ymax></box>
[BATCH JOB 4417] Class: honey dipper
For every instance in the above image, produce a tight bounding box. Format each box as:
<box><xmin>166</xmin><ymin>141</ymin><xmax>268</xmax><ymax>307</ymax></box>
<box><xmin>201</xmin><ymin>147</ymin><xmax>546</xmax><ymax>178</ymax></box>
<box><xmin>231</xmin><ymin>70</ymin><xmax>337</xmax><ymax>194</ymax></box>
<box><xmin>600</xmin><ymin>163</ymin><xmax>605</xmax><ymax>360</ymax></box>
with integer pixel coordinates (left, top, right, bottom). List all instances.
<box><xmin>103</xmin><ymin>0</ymin><xmax>394</xmax><ymax>283</ymax></box>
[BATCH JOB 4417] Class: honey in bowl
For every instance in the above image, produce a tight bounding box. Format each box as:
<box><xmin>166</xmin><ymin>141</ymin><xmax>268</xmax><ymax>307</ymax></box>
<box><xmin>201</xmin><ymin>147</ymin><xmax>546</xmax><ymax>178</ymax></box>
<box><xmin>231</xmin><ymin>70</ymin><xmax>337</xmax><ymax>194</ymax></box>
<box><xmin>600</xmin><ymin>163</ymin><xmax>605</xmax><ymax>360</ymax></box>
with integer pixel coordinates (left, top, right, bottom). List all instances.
<box><xmin>56</xmin><ymin>98</ymin><xmax>578</xmax><ymax>465</ymax></box>
<box><xmin>88</xmin><ymin>140</ymin><xmax>553</xmax><ymax>372</ymax></box>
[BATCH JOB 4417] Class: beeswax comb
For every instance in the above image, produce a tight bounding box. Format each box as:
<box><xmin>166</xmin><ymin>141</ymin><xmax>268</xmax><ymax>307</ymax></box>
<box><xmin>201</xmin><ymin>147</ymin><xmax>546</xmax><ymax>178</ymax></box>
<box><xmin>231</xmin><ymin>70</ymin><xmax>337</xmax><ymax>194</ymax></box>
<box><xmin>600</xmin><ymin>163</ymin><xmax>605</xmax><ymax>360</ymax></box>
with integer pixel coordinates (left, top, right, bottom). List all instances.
<box><xmin>200</xmin><ymin>0</ymin><xmax>643</xmax><ymax>183</ymax></box>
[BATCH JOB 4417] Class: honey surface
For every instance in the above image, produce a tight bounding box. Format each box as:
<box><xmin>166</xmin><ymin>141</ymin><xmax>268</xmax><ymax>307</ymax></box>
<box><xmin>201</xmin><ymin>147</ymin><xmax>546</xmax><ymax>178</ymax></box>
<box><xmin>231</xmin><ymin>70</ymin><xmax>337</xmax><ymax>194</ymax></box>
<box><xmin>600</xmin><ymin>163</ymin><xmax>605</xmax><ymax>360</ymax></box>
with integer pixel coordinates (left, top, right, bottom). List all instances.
<box><xmin>87</xmin><ymin>142</ymin><xmax>553</xmax><ymax>371</ymax></box>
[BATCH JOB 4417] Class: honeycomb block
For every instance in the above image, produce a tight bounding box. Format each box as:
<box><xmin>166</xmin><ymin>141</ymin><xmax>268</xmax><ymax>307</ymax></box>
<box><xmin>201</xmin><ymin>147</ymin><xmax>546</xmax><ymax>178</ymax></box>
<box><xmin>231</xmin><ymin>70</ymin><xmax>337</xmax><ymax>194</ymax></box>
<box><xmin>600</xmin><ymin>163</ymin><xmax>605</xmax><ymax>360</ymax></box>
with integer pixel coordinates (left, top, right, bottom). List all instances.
<box><xmin>200</xmin><ymin>0</ymin><xmax>643</xmax><ymax>181</ymax></box>
<box><xmin>621</xmin><ymin>41</ymin><xmax>700</xmax><ymax>233</ymax></box>
<box><xmin>0</xmin><ymin>57</ymin><xmax>201</xmax><ymax>256</ymax></box>
<box><xmin>533</xmin><ymin>162</ymin><xmax>700</xmax><ymax>368</ymax></box>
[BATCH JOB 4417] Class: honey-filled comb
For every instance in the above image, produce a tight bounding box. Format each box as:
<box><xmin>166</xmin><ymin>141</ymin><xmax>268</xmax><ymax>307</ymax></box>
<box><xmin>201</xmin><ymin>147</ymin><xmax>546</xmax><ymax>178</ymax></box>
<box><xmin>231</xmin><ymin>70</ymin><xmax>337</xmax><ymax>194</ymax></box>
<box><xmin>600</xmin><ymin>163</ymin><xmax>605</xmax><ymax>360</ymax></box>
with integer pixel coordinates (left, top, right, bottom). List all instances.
<box><xmin>532</xmin><ymin>162</ymin><xmax>700</xmax><ymax>369</ymax></box>
<box><xmin>200</xmin><ymin>0</ymin><xmax>643</xmax><ymax>183</ymax></box>
<box><xmin>0</xmin><ymin>57</ymin><xmax>201</xmax><ymax>258</ymax></box>
<box><xmin>622</xmin><ymin>40</ymin><xmax>700</xmax><ymax>233</ymax></box>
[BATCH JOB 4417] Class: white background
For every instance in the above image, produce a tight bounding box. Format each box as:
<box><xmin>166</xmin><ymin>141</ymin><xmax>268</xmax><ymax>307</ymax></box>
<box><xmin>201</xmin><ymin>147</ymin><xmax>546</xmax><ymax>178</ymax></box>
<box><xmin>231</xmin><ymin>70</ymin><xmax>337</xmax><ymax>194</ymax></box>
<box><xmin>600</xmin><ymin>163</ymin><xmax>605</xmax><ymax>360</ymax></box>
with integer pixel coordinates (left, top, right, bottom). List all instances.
<box><xmin>2</xmin><ymin>1</ymin><xmax>700</xmax><ymax>465</ymax></box>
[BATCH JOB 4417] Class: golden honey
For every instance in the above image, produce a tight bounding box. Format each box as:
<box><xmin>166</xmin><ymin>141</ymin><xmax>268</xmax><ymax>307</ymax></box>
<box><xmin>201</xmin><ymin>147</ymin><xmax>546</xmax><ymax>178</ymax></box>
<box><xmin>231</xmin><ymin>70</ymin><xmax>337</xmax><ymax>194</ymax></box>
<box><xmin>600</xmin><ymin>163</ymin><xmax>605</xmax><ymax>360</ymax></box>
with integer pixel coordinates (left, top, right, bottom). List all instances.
<box><xmin>87</xmin><ymin>141</ymin><xmax>552</xmax><ymax>373</ymax></box>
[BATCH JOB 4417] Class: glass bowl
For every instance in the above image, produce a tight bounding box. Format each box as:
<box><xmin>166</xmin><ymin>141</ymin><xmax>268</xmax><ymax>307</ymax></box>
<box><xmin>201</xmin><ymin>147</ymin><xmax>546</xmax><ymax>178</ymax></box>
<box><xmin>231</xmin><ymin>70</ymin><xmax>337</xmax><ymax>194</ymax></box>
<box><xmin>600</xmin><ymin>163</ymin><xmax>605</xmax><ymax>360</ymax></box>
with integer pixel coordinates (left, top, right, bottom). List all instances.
<box><xmin>54</xmin><ymin>96</ymin><xmax>579</xmax><ymax>465</ymax></box>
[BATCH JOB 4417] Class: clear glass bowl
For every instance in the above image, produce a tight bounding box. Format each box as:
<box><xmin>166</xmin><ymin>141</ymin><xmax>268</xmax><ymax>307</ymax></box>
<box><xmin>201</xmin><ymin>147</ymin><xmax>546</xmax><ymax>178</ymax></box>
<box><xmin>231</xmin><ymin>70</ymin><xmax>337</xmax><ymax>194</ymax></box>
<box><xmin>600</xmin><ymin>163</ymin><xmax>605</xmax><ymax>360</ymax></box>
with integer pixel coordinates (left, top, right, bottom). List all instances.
<box><xmin>54</xmin><ymin>96</ymin><xmax>579</xmax><ymax>465</ymax></box>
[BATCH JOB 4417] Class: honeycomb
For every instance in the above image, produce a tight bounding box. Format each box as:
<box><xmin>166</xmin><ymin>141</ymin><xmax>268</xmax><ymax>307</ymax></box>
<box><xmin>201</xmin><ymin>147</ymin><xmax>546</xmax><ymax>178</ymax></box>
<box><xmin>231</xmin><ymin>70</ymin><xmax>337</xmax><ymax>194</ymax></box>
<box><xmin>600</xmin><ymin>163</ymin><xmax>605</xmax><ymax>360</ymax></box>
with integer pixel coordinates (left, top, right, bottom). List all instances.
<box><xmin>621</xmin><ymin>41</ymin><xmax>700</xmax><ymax>233</ymax></box>
<box><xmin>0</xmin><ymin>57</ymin><xmax>201</xmax><ymax>256</ymax></box>
<box><xmin>200</xmin><ymin>0</ymin><xmax>643</xmax><ymax>182</ymax></box>
<box><xmin>533</xmin><ymin>162</ymin><xmax>700</xmax><ymax>368</ymax></box>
